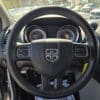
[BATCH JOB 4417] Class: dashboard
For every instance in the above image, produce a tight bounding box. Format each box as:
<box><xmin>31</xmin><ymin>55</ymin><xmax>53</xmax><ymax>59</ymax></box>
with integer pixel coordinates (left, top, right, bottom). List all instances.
<box><xmin>22</xmin><ymin>17</ymin><xmax>100</xmax><ymax>84</ymax></box>
<box><xmin>1</xmin><ymin>15</ymin><xmax>100</xmax><ymax>84</ymax></box>
<box><xmin>21</xmin><ymin>17</ymin><xmax>82</xmax><ymax>43</ymax></box>
<box><xmin>0</xmin><ymin>16</ymin><xmax>85</xmax><ymax>69</ymax></box>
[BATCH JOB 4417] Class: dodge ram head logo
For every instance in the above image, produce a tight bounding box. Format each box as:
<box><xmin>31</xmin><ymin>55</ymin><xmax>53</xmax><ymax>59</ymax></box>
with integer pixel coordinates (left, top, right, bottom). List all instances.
<box><xmin>45</xmin><ymin>49</ymin><xmax>59</xmax><ymax>63</ymax></box>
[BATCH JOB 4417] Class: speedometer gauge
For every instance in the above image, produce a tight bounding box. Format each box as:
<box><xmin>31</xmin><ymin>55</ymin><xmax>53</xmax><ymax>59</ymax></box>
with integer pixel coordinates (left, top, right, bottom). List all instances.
<box><xmin>24</xmin><ymin>25</ymin><xmax>46</xmax><ymax>42</ymax></box>
<box><xmin>29</xmin><ymin>29</ymin><xmax>46</xmax><ymax>41</ymax></box>
<box><xmin>57</xmin><ymin>25</ymin><xmax>79</xmax><ymax>42</ymax></box>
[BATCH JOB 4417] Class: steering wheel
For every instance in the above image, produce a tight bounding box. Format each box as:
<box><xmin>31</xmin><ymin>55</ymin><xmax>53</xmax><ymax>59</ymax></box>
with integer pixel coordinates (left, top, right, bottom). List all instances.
<box><xmin>6</xmin><ymin>7</ymin><xmax>98</xmax><ymax>98</ymax></box>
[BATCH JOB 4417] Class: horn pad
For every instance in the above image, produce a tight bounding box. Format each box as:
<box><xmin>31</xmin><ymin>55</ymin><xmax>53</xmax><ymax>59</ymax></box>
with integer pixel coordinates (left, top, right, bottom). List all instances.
<box><xmin>31</xmin><ymin>39</ymin><xmax>73</xmax><ymax>76</ymax></box>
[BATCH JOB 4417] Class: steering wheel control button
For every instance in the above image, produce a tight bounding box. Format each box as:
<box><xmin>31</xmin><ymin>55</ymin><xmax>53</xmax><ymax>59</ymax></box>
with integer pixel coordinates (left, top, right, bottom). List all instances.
<box><xmin>17</xmin><ymin>46</ymin><xmax>30</xmax><ymax>59</ymax></box>
<box><xmin>45</xmin><ymin>49</ymin><xmax>59</xmax><ymax>63</ymax></box>
<box><xmin>73</xmin><ymin>43</ymin><xmax>89</xmax><ymax>59</ymax></box>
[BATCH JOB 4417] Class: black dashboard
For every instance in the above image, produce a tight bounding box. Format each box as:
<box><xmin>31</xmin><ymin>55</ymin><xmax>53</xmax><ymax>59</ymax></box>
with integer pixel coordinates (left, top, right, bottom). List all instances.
<box><xmin>1</xmin><ymin>12</ymin><xmax>100</xmax><ymax>90</ymax></box>
<box><xmin>21</xmin><ymin>17</ymin><xmax>100</xmax><ymax>83</ymax></box>
<box><xmin>0</xmin><ymin>16</ymin><xmax>85</xmax><ymax>69</ymax></box>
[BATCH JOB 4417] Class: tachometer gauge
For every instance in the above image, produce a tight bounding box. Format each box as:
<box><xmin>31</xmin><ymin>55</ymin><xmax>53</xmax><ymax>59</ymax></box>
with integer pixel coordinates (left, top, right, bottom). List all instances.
<box><xmin>57</xmin><ymin>25</ymin><xmax>79</xmax><ymax>42</ymax></box>
<box><xmin>57</xmin><ymin>29</ymin><xmax>74</xmax><ymax>40</ymax></box>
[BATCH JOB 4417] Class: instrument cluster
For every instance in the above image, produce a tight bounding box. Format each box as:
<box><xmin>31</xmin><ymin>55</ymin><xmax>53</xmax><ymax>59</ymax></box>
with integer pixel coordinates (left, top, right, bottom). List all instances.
<box><xmin>24</xmin><ymin>24</ymin><xmax>80</xmax><ymax>42</ymax></box>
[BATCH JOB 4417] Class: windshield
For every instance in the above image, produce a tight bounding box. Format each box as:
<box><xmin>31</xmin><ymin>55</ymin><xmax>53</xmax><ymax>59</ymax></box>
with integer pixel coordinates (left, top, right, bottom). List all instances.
<box><xmin>2</xmin><ymin>0</ymin><xmax>100</xmax><ymax>33</ymax></box>
<box><xmin>0</xmin><ymin>0</ymin><xmax>98</xmax><ymax>20</ymax></box>
<box><xmin>1</xmin><ymin>0</ymin><xmax>100</xmax><ymax>31</ymax></box>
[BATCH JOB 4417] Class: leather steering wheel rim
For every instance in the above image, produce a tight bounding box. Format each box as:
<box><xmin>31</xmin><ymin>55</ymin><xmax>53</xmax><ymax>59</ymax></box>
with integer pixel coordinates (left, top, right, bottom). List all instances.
<box><xmin>6</xmin><ymin>6</ymin><xmax>98</xmax><ymax>98</ymax></box>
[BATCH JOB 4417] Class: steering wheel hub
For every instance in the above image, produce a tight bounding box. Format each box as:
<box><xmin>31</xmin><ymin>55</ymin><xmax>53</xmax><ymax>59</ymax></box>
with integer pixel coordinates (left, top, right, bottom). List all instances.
<box><xmin>31</xmin><ymin>39</ymin><xmax>72</xmax><ymax>76</ymax></box>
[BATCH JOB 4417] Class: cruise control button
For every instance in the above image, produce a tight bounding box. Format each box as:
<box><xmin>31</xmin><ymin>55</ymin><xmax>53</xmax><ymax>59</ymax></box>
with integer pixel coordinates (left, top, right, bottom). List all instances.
<box><xmin>17</xmin><ymin>46</ymin><xmax>30</xmax><ymax>59</ymax></box>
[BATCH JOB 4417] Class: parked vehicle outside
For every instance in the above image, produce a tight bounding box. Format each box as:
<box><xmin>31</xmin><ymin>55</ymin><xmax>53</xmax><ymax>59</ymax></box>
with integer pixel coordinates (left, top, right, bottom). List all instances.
<box><xmin>90</xmin><ymin>8</ymin><xmax>100</xmax><ymax>19</ymax></box>
<box><xmin>80</xmin><ymin>3</ymin><xmax>96</xmax><ymax>13</ymax></box>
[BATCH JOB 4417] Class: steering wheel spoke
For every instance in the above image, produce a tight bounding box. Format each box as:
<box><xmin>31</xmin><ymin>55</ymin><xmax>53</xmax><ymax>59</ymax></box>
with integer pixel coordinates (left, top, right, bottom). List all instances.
<box><xmin>41</xmin><ymin>75</ymin><xmax>50</xmax><ymax>90</ymax></box>
<box><xmin>41</xmin><ymin>74</ymin><xmax>64</xmax><ymax>90</ymax></box>
<box><xmin>16</xmin><ymin>43</ymin><xmax>31</xmax><ymax>61</ymax></box>
<box><xmin>72</xmin><ymin>42</ymin><xmax>90</xmax><ymax>63</ymax></box>
<box><xmin>54</xmin><ymin>75</ymin><xmax>63</xmax><ymax>89</ymax></box>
